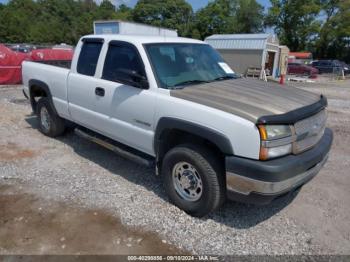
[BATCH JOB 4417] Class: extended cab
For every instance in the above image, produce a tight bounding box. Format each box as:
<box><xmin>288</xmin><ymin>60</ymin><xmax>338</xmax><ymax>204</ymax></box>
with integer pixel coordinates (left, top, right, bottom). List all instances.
<box><xmin>22</xmin><ymin>35</ymin><xmax>333</xmax><ymax>217</ymax></box>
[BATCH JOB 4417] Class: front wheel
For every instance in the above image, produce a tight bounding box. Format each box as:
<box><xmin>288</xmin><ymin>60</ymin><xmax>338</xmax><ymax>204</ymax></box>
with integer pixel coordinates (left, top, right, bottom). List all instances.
<box><xmin>161</xmin><ymin>144</ymin><xmax>225</xmax><ymax>217</ymax></box>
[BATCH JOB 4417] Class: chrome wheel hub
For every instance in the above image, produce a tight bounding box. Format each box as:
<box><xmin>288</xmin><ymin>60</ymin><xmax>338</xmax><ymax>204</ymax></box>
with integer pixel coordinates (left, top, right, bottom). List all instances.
<box><xmin>40</xmin><ymin>107</ymin><xmax>50</xmax><ymax>132</ymax></box>
<box><xmin>172</xmin><ymin>162</ymin><xmax>203</xmax><ymax>202</ymax></box>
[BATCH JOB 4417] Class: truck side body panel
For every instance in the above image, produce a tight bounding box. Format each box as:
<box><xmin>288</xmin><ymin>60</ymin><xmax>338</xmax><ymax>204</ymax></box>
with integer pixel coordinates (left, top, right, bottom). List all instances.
<box><xmin>154</xmin><ymin>89</ymin><xmax>261</xmax><ymax>159</ymax></box>
<box><xmin>22</xmin><ymin>61</ymin><xmax>71</xmax><ymax>119</ymax></box>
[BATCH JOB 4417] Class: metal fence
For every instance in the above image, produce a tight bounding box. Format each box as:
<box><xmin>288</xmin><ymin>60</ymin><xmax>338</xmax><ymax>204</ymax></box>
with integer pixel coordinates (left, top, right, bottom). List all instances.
<box><xmin>313</xmin><ymin>66</ymin><xmax>348</xmax><ymax>80</ymax></box>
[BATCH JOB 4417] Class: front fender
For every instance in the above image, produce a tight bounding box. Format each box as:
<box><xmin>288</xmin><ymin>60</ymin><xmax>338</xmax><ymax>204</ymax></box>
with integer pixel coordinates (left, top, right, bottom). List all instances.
<box><xmin>154</xmin><ymin>117</ymin><xmax>234</xmax><ymax>156</ymax></box>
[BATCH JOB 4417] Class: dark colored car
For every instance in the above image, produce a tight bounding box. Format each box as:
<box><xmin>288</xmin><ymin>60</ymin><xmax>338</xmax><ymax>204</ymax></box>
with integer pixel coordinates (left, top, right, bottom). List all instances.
<box><xmin>287</xmin><ymin>62</ymin><xmax>319</xmax><ymax>76</ymax></box>
<box><xmin>311</xmin><ymin>60</ymin><xmax>349</xmax><ymax>74</ymax></box>
<box><xmin>8</xmin><ymin>44</ymin><xmax>33</xmax><ymax>53</ymax></box>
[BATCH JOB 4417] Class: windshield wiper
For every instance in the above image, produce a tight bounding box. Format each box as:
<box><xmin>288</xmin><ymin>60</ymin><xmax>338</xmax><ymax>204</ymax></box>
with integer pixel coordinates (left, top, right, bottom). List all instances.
<box><xmin>173</xmin><ymin>79</ymin><xmax>210</xmax><ymax>88</ymax></box>
<box><xmin>212</xmin><ymin>75</ymin><xmax>237</xmax><ymax>81</ymax></box>
<box><xmin>170</xmin><ymin>76</ymin><xmax>237</xmax><ymax>89</ymax></box>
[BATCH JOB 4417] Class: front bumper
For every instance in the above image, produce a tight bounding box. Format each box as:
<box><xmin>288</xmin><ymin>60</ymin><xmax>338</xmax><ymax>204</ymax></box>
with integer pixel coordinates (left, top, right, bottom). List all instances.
<box><xmin>225</xmin><ymin>128</ymin><xmax>333</xmax><ymax>204</ymax></box>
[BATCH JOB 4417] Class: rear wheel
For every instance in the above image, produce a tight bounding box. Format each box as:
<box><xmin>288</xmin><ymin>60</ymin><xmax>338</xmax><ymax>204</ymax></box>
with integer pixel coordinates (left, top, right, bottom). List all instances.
<box><xmin>162</xmin><ymin>144</ymin><xmax>225</xmax><ymax>217</ymax></box>
<box><xmin>37</xmin><ymin>97</ymin><xmax>66</xmax><ymax>137</ymax></box>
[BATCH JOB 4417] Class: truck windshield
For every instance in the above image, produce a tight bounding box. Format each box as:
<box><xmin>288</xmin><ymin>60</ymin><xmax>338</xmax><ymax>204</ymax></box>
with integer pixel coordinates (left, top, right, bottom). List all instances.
<box><xmin>145</xmin><ymin>43</ymin><xmax>237</xmax><ymax>89</ymax></box>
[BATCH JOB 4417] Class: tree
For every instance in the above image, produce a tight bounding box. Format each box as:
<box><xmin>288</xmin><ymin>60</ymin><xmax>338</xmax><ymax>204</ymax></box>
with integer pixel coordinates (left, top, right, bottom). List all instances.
<box><xmin>73</xmin><ymin>0</ymin><xmax>99</xmax><ymax>40</ymax></box>
<box><xmin>195</xmin><ymin>0</ymin><xmax>237</xmax><ymax>39</ymax></box>
<box><xmin>265</xmin><ymin>0</ymin><xmax>322</xmax><ymax>51</ymax></box>
<box><xmin>132</xmin><ymin>0</ymin><xmax>194</xmax><ymax>36</ymax></box>
<box><xmin>194</xmin><ymin>0</ymin><xmax>264</xmax><ymax>39</ymax></box>
<box><xmin>315</xmin><ymin>0</ymin><xmax>350</xmax><ymax>62</ymax></box>
<box><xmin>236</xmin><ymin>0</ymin><xmax>264</xmax><ymax>33</ymax></box>
<box><xmin>27</xmin><ymin>0</ymin><xmax>92</xmax><ymax>44</ymax></box>
<box><xmin>0</xmin><ymin>0</ymin><xmax>39</xmax><ymax>43</ymax></box>
<box><xmin>0</xmin><ymin>0</ymin><xmax>118</xmax><ymax>45</ymax></box>
<box><xmin>95</xmin><ymin>0</ymin><xmax>118</xmax><ymax>20</ymax></box>
<box><xmin>1</xmin><ymin>0</ymin><xmax>346</xmax><ymax>64</ymax></box>
<box><xmin>115</xmin><ymin>4</ymin><xmax>132</xmax><ymax>20</ymax></box>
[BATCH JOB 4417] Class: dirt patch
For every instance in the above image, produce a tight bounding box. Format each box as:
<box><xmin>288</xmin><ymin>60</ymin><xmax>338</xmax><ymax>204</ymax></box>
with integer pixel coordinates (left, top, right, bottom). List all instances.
<box><xmin>0</xmin><ymin>142</ymin><xmax>37</xmax><ymax>161</ymax></box>
<box><xmin>0</xmin><ymin>184</ymin><xmax>183</xmax><ymax>255</ymax></box>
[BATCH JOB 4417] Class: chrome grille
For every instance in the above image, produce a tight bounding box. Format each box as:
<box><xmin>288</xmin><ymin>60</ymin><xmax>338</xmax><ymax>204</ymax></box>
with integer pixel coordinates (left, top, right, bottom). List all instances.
<box><xmin>293</xmin><ymin>110</ymin><xmax>327</xmax><ymax>154</ymax></box>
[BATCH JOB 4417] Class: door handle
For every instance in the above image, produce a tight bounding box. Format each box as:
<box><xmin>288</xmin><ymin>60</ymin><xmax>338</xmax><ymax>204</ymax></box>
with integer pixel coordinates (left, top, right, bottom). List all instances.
<box><xmin>95</xmin><ymin>87</ymin><xmax>105</xmax><ymax>97</ymax></box>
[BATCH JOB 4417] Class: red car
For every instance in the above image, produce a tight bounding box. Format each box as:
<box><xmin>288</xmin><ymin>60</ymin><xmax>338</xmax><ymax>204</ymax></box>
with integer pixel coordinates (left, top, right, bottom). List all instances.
<box><xmin>287</xmin><ymin>63</ymin><xmax>319</xmax><ymax>76</ymax></box>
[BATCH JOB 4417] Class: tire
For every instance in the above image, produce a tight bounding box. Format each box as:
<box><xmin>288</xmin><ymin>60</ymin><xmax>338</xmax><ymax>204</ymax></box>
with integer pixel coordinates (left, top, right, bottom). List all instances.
<box><xmin>37</xmin><ymin>97</ymin><xmax>65</xmax><ymax>137</ymax></box>
<box><xmin>161</xmin><ymin>144</ymin><xmax>225</xmax><ymax>217</ymax></box>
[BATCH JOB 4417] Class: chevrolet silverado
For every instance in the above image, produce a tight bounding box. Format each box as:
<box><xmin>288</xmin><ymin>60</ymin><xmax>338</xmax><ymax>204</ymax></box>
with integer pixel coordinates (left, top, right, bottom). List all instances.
<box><xmin>22</xmin><ymin>35</ymin><xmax>333</xmax><ymax>217</ymax></box>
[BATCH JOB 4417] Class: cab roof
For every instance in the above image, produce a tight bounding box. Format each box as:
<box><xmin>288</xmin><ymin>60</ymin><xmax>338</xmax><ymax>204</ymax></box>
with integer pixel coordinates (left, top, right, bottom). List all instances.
<box><xmin>82</xmin><ymin>34</ymin><xmax>205</xmax><ymax>45</ymax></box>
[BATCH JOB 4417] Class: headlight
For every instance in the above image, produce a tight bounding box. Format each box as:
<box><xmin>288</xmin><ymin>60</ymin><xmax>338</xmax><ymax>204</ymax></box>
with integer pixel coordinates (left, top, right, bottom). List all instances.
<box><xmin>259</xmin><ymin>125</ymin><xmax>291</xmax><ymax>140</ymax></box>
<box><xmin>258</xmin><ymin>125</ymin><xmax>293</xmax><ymax>160</ymax></box>
<box><xmin>259</xmin><ymin>144</ymin><xmax>292</xmax><ymax>160</ymax></box>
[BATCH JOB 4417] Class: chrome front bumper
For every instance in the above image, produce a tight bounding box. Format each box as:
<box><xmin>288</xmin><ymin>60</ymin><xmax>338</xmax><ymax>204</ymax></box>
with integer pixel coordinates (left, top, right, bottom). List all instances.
<box><xmin>225</xmin><ymin>128</ymin><xmax>333</xmax><ymax>204</ymax></box>
<box><xmin>226</xmin><ymin>153</ymin><xmax>328</xmax><ymax>196</ymax></box>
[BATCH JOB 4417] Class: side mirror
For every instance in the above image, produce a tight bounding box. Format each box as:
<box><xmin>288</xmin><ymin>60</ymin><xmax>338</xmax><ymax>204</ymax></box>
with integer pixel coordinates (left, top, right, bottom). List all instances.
<box><xmin>119</xmin><ymin>69</ymin><xmax>149</xmax><ymax>89</ymax></box>
<box><xmin>131</xmin><ymin>71</ymin><xmax>149</xmax><ymax>89</ymax></box>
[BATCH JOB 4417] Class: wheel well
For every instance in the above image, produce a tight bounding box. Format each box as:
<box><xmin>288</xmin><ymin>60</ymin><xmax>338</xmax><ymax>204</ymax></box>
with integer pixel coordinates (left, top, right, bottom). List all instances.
<box><xmin>30</xmin><ymin>85</ymin><xmax>48</xmax><ymax>98</ymax></box>
<box><xmin>157</xmin><ymin>129</ymin><xmax>225</xmax><ymax>166</ymax></box>
<box><xmin>29</xmin><ymin>85</ymin><xmax>48</xmax><ymax>113</ymax></box>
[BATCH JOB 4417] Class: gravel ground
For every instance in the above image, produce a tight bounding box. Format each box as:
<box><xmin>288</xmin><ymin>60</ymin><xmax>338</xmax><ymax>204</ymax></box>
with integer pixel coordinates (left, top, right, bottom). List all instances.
<box><xmin>0</xmin><ymin>81</ymin><xmax>350</xmax><ymax>255</ymax></box>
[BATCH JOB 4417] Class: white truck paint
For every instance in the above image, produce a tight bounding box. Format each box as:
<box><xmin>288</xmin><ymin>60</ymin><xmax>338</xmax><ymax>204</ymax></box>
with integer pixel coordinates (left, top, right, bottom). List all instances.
<box><xmin>22</xmin><ymin>34</ymin><xmax>261</xmax><ymax>159</ymax></box>
<box><xmin>22</xmin><ymin>34</ymin><xmax>332</xmax><ymax>216</ymax></box>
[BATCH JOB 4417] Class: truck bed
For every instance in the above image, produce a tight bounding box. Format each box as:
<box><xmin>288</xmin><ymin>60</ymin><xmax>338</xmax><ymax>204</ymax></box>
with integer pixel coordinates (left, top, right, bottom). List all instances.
<box><xmin>22</xmin><ymin>60</ymin><xmax>71</xmax><ymax>119</ymax></box>
<box><xmin>33</xmin><ymin>60</ymin><xmax>72</xmax><ymax>69</ymax></box>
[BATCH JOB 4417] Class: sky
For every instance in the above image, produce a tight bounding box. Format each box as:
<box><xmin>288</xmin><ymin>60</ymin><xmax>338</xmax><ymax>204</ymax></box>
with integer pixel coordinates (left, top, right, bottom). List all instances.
<box><xmin>96</xmin><ymin>0</ymin><xmax>272</xmax><ymax>11</ymax></box>
<box><xmin>100</xmin><ymin>0</ymin><xmax>271</xmax><ymax>11</ymax></box>
<box><xmin>0</xmin><ymin>0</ymin><xmax>272</xmax><ymax>11</ymax></box>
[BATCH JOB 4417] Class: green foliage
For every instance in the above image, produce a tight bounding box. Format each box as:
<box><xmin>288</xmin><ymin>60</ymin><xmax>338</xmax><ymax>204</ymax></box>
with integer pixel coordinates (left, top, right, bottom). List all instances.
<box><xmin>0</xmin><ymin>0</ymin><xmax>39</xmax><ymax>43</ymax></box>
<box><xmin>0</xmin><ymin>0</ymin><xmax>348</xmax><ymax>62</ymax></box>
<box><xmin>133</xmin><ymin>0</ymin><xmax>194</xmax><ymax>36</ymax></box>
<box><xmin>236</xmin><ymin>0</ymin><xmax>265</xmax><ymax>33</ymax></box>
<box><xmin>265</xmin><ymin>0</ymin><xmax>322</xmax><ymax>52</ymax></box>
<box><xmin>116</xmin><ymin>4</ymin><xmax>133</xmax><ymax>20</ymax></box>
<box><xmin>0</xmin><ymin>0</ymin><xmax>131</xmax><ymax>44</ymax></box>
<box><xmin>94</xmin><ymin>0</ymin><xmax>117</xmax><ymax>19</ymax></box>
<box><xmin>266</xmin><ymin>0</ymin><xmax>349</xmax><ymax>62</ymax></box>
<box><xmin>315</xmin><ymin>0</ymin><xmax>350</xmax><ymax>62</ymax></box>
<box><xmin>194</xmin><ymin>0</ymin><xmax>264</xmax><ymax>39</ymax></box>
<box><xmin>195</xmin><ymin>0</ymin><xmax>236</xmax><ymax>39</ymax></box>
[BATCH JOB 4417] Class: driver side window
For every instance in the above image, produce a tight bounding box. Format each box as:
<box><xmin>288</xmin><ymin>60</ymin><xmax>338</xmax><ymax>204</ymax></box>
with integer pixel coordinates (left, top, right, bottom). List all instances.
<box><xmin>102</xmin><ymin>42</ymin><xmax>146</xmax><ymax>85</ymax></box>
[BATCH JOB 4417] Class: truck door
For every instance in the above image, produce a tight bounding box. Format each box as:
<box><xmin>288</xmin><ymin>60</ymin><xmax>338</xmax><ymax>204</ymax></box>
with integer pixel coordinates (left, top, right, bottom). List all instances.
<box><xmin>67</xmin><ymin>38</ymin><xmax>104</xmax><ymax>128</ymax></box>
<box><xmin>89</xmin><ymin>41</ymin><xmax>156</xmax><ymax>156</ymax></box>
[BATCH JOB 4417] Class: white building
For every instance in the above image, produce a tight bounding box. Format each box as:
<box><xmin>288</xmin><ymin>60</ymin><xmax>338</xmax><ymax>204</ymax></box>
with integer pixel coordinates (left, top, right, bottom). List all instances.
<box><xmin>94</xmin><ymin>20</ymin><xmax>178</xmax><ymax>37</ymax></box>
<box><xmin>205</xmin><ymin>34</ymin><xmax>286</xmax><ymax>79</ymax></box>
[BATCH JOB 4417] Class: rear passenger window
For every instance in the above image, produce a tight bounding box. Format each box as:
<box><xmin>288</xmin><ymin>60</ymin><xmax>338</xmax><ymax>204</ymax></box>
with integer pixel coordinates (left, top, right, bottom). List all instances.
<box><xmin>77</xmin><ymin>41</ymin><xmax>103</xmax><ymax>76</ymax></box>
<box><xmin>102</xmin><ymin>42</ymin><xmax>145</xmax><ymax>84</ymax></box>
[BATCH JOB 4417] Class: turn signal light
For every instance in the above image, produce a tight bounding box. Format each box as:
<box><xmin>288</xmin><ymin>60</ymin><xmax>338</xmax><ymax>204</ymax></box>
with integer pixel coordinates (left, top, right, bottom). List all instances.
<box><xmin>258</xmin><ymin>125</ymin><xmax>268</xmax><ymax>140</ymax></box>
<box><xmin>259</xmin><ymin>147</ymin><xmax>269</xmax><ymax>161</ymax></box>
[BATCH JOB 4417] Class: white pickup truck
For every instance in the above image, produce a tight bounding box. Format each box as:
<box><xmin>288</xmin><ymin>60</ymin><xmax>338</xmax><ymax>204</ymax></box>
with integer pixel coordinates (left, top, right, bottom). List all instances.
<box><xmin>22</xmin><ymin>34</ymin><xmax>333</xmax><ymax>217</ymax></box>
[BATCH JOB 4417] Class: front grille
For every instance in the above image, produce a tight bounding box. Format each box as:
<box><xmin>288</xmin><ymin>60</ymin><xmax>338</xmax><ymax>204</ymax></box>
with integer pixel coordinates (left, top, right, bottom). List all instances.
<box><xmin>293</xmin><ymin>110</ymin><xmax>327</xmax><ymax>154</ymax></box>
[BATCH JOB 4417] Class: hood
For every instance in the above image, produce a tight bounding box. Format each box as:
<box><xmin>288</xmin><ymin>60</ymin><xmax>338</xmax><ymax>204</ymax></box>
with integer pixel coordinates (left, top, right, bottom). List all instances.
<box><xmin>170</xmin><ymin>78</ymin><xmax>322</xmax><ymax>123</ymax></box>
